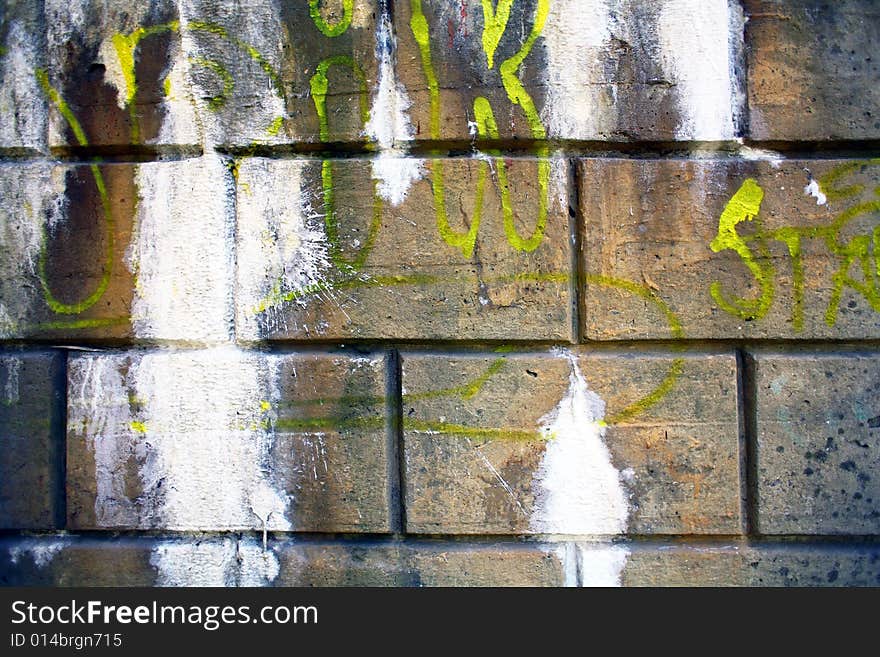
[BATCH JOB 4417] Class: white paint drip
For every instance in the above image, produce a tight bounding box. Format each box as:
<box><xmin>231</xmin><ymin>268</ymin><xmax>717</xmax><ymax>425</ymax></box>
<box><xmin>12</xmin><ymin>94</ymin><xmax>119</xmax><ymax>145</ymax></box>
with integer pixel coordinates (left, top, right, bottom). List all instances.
<box><xmin>804</xmin><ymin>178</ymin><xmax>827</xmax><ymax>206</ymax></box>
<box><xmin>127</xmin><ymin>155</ymin><xmax>233</xmax><ymax>343</ymax></box>
<box><xmin>540</xmin><ymin>0</ymin><xmax>615</xmax><ymax>140</ymax></box>
<box><xmin>657</xmin><ymin>0</ymin><xmax>741</xmax><ymax>140</ymax></box>
<box><xmin>737</xmin><ymin>143</ymin><xmax>784</xmax><ymax>168</ymax></box>
<box><xmin>2</xmin><ymin>356</ymin><xmax>21</xmax><ymax>404</ymax></box>
<box><xmin>235</xmin><ymin>158</ymin><xmax>332</xmax><ymax>339</ymax></box>
<box><xmin>364</xmin><ymin>10</ymin><xmax>423</xmax><ymax>206</ymax></box>
<box><xmin>151</xmin><ymin>538</ymin><xmax>280</xmax><ymax>587</ymax></box>
<box><xmin>0</xmin><ymin>21</ymin><xmax>46</xmax><ymax>149</ymax></box>
<box><xmin>531</xmin><ymin>352</ymin><xmax>629</xmax><ymax>536</ymax></box>
<box><xmin>70</xmin><ymin>349</ymin><xmax>291</xmax><ymax>541</ymax></box>
<box><xmin>577</xmin><ymin>543</ymin><xmax>630</xmax><ymax>587</ymax></box>
<box><xmin>8</xmin><ymin>539</ymin><xmax>67</xmax><ymax>569</ymax></box>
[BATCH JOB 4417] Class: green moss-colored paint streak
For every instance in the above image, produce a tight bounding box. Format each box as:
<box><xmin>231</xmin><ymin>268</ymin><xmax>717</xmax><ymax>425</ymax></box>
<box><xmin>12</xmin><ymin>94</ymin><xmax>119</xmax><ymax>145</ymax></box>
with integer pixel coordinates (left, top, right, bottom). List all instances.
<box><xmin>310</xmin><ymin>55</ymin><xmax>378</xmax><ymax>272</ymax></box>
<box><xmin>274</xmin><ymin>414</ymin><xmax>384</xmax><ymax>433</ymax></box>
<box><xmin>497</xmin><ymin>0</ymin><xmax>548</xmax><ymax>141</ymax></box>
<box><xmin>586</xmin><ymin>274</ymin><xmax>686</xmax><ymax>423</ymax></box>
<box><xmin>266</xmin><ymin>115</ymin><xmax>284</xmax><ymax>136</ymax></box>
<box><xmin>819</xmin><ymin>159</ymin><xmax>880</xmax><ymax>203</ymax></box>
<box><xmin>404</xmin><ymin>418</ymin><xmax>539</xmax><ymax>442</ymax></box>
<box><xmin>587</xmin><ymin>274</ymin><xmax>685</xmax><ymax>339</ymax></box>
<box><xmin>187</xmin><ymin>20</ymin><xmax>285</xmax><ymax>132</ymax></box>
<box><xmin>480</xmin><ymin>0</ymin><xmax>514</xmax><ymax>69</ymax></box>
<box><xmin>189</xmin><ymin>56</ymin><xmax>234</xmax><ymax>110</ymax></box>
<box><xmin>404</xmin><ymin>358</ymin><xmax>507</xmax><ymax>402</ymax></box>
<box><xmin>606</xmin><ymin>358</ymin><xmax>685</xmax><ymax>426</ymax></box>
<box><xmin>33</xmin><ymin>316</ymin><xmax>129</xmax><ymax>331</ymax></box>
<box><xmin>35</xmin><ymin>70</ymin><xmax>116</xmax><ymax>316</ymax></box>
<box><xmin>709</xmin><ymin>178</ymin><xmax>774</xmax><ymax>321</ymax></box>
<box><xmin>309</xmin><ymin>0</ymin><xmax>354</xmax><ymax>37</ymax></box>
<box><xmin>35</xmin><ymin>69</ymin><xmax>88</xmax><ymax>146</ymax></box>
<box><xmin>409</xmin><ymin>0</ymin><xmax>440</xmax><ymax>140</ymax></box>
<box><xmin>111</xmin><ymin>22</ymin><xmax>179</xmax><ymax>144</ymax></box>
<box><xmin>773</xmin><ymin>227</ymin><xmax>805</xmax><ymax>332</ymax></box>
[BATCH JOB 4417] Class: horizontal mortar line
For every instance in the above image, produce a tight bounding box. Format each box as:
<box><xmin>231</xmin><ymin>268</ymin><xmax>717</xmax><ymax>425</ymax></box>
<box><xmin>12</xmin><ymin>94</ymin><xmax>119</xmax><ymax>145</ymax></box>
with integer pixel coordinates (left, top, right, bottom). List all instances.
<box><xmin>4</xmin><ymin>338</ymin><xmax>880</xmax><ymax>356</ymax></box>
<box><xmin>46</xmin><ymin>145</ymin><xmax>205</xmax><ymax>162</ymax></box>
<box><xmin>2</xmin><ymin>530</ymin><xmax>879</xmax><ymax>547</ymax></box>
<box><xmin>3</xmin><ymin>139</ymin><xmax>877</xmax><ymax>163</ymax></box>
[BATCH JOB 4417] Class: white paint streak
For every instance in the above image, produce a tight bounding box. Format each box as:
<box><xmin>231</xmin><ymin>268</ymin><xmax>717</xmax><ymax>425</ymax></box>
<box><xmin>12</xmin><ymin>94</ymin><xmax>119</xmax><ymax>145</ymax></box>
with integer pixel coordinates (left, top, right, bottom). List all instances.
<box><xmin>3</xmin><ymin>356</ymin><xmax>21</xmax><ymax>404</ymax></box>
<box><xmin>577</xmin><ymin>543</ymin><xmax>630</xmax><ymax>587</ymax></box>
<box><xmin>127</xmin><ymin>155</ymin><xmax>232</xmax><ymax>343</ymax></box>
<box><xmin>151</xmin><ymin>538</ymin><xmax>280</xmax><ymax>587</ymax></box>
<box><xmin>738</xmin><ymin>143</ymin><xmax>784</xmax><ymax>167</ymax></box>
<box><xmin>540</xmin><ymin>0</ymin><xmax>615</xmax><ymax>140</ymax></box>
<box><xmin>0</xmin><ymin>21</ymin><xmax>46</xmax><ymax>149</ymax></box>
<box><xmin>70</xmin><ymin>349</ymin><xmax>291</xmax><ymax>543</ymax></box>
<box><xmin>364</xmin><ymin>11</ymin><xmax>423</xmax><ymax>206</ymax></box>
<box><xmin>657</xmin><ymin>0</ymin><xmax>741</xmax><ymax>140</ymax></box>
<box><xmin>235</xmin><ymin>159</ymin><xmax>332</xmax><ymax>339</ymax></box>
<box><xmin>804</xmin><ymin>178</ymin><xmax>827</xmax><ymax>206</ymax></box>
<box><xmin>531</xmin><ymin>352</ymin><xmax>629</xmax><ymax>535</ymax></box>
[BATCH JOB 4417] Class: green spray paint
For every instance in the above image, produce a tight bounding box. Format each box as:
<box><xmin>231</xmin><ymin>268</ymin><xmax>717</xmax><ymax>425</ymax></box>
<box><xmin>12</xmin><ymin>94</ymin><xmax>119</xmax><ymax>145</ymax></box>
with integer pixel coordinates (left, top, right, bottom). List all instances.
<box><xmin>410</xmin><ymin>0</ymin><xmax>549</xmax><ymax>257</ymax></box>
<box><xmin>35</xmin><ymin>70</ymin><xmax>115</xmax><ymax>316</ymax></box>
<box><xmin>309</xmin><ymin>0</ymin><xmax>354</xmax><ymax>37</ymax></box>
<box><xmin>711</xmin><ymin>164</ymin><xmax>880</xmax><ymax>329</ymax></box>
<box><xmin>310</xmin><ymin>55</ymin><xmax>381</xmax><ymax>273</ymax></box>
<box><xmin>709</xmin><ymin>178</ymin><xmax>773</xmax><ymax>322</ymax></box>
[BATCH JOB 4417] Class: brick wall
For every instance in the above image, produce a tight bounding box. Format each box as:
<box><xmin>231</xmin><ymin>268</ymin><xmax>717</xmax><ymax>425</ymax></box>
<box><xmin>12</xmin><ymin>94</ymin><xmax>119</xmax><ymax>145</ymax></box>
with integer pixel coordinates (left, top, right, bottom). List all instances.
<box><xmin>1</xmin><ymin>0</ymin><xmax>879</xmax><ymax>586</ymax></box>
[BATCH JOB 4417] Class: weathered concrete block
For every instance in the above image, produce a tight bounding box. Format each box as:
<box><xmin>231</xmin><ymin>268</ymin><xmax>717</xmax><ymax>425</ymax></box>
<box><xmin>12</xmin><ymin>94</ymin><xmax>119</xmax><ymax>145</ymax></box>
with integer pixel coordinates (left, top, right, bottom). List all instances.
<box><xmin>235</xmin><ymin>156</ymin><xmax>572</xmax><ymax>341</ymax></box>
<box><xmin>183</xmin><ymin>0</ymin><xmax>379</xmax><ymax>147</ymax></box>
<box><xmin>743</xmin><ymin>544</ymin><xmax>880</xmax><ymax>586</ymax></box>
<box><xmin>621</xmin><ymin>544</ymin><xmax>746</xmax><ymax>586</ymax></box>
<box><xmin>0</xmin><ymin>536</ymin><xmax>287</xmax><ymax>586</ymax></box>
<box><xmin>402</xmin><ymin>351</ymin><xmax>740</xmax><ymax>535</ymax></box>
<box><xmin>0</xmin><ymin>155</ymin><xmax>232</xmax><ymax>341</ymax></box>
<box><xmin>753</xmin><ymin>353</ymin><xmax>880</xmax><ymax>535</ymax></box>
<box><xmin>43</xmin><ymin>0</ymin><xmax>203</xmax><ymax>149</ymax></box>
<box><xmin>0</xmin><ymin>0</ymin><xmax>48</xmax><ymax>152</ymax></box>
<box><xmin>41</xmin><ymin>0</ymin><xmax>380</xmax><ymax>148</ymax></box>
<box><xmin>395</xmin><ymin>0</ymin><xmax>744</xmax><ymax>142</ymax></box>
<box><xmin>67</xmin><ymin>350</ymin><xmax>390</xmax><ymax>533</ymax></box>
<box><xmin>581</xmin><ymin>158</ymin><xmax>880</xmax><ymax>340</ymax></box>
<box><xmin>0</xmin><ymin>351</ymin><xmax>62</xmax><ymax>529</ymax></box>
<box><xmin>746</xmin><ymin>0</ymin><xmax>880</xmax><ymax>141</ymax></box>
<box><xmin>277</xmin><ymin>541</ymin><xmax>565</xmax><ymax>587</ymax></box>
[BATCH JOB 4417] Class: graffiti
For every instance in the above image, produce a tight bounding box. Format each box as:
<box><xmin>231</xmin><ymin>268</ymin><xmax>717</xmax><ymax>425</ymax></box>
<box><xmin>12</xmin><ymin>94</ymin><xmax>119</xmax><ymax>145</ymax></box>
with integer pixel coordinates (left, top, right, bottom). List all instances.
<box><xmin>410</xmin><ymin>0</ymin><xmax>550</xmax><ymax>257</ymax></box>
<box><xmin>710</xmin><ymin>161</ymin><xmax>880</xmax><ymax>330</ymax></box>
<box><xmin>34</xmin><ymin>70</ymin><xmax>115</xmax><ymax>317</ymax></box>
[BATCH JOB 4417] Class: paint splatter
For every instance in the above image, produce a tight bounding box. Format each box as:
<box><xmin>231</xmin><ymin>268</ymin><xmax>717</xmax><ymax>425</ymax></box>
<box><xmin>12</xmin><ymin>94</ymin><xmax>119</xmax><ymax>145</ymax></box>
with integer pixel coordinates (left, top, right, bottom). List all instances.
<box><xmin>804</xmin><ymin>178</ymin><xmax>827</xmax><ymax>206</ymax></box>
<box><xmin>364</xmin><ymin>9</ymin><xmax>423</xmax><ymax>206</ymax></box>
<box><xmin>235</xmin><ymin>158</ymin><xmax>333</xmax><ymax>339</ymax></box>
<box><xmin>8</xmin><ymin>539</ymin><xmax>67</xmax><ymax>569</ymax></box>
